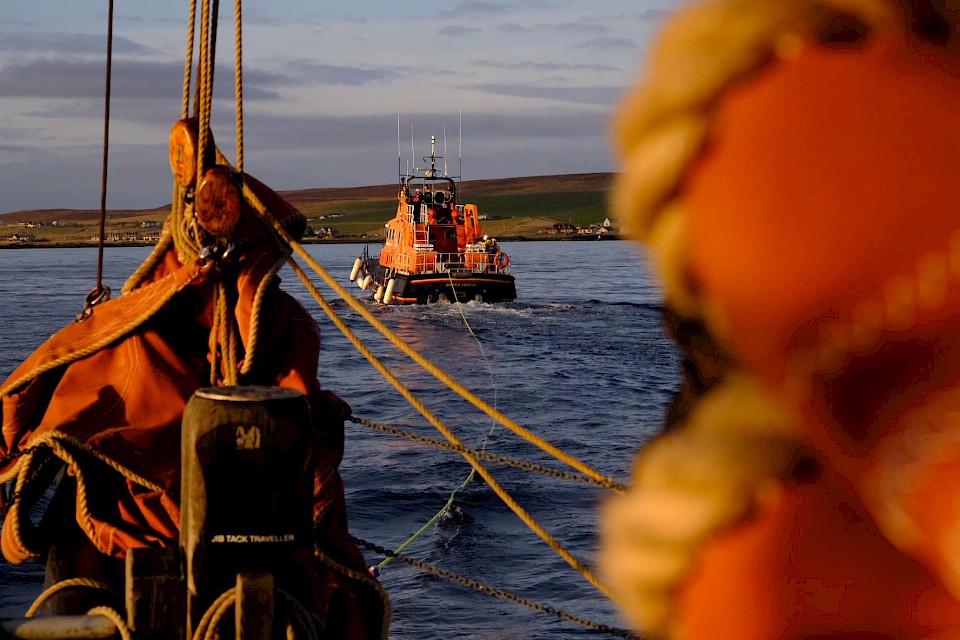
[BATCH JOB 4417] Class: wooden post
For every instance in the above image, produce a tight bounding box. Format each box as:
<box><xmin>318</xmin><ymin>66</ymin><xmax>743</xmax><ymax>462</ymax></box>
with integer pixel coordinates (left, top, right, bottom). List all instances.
<box><xmin>180</xmin><ymin>386</ymin><xmax>318</xmax><ymax>639</ymax></box>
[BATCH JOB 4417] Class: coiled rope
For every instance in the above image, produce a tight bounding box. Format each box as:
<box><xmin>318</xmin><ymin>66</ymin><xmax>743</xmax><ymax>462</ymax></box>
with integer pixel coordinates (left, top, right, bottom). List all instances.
<box><xmin>24</xmin><ymin>578</ymin><xmax>133</xmax><ymax>640</ymax></box>
<box><xmin>190</xmin><ymin>586</ymin><xmax>321</xmax><ymax>640</ymax></box>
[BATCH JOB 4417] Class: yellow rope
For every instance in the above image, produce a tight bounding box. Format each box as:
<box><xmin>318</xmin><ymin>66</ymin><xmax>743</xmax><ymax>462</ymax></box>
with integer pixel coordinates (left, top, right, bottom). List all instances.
<box><xmin>241</xmin><ymin>182</ymin><xmax>618</xmax><ymax>489</ymax></box>
<box><xmin>239</xmin><ymin>257</ymin><xmax>285</xmax><ymax>376</ymax></box>
<box><xmin>282</xmin><ymin>256</ymin><xmax>618</xmax><ymax>603</ymax></box>
<box><xmin>196</xmin><ymin>0</ymin><xmax>213</xmax><ymax>179</ymax></box>
<box><xmin>122</xmin><ymin>227</ymin><xmax>175</xmax><ymax>294</ymax></box>
<box><xmin>233</xmin><ymin>0</ymin><xmax>244</xmax><ymax>174</ymax></box>
<box><xmin>87</xmin><ymin>606</ymin><xmax>134</xmax><ymax>640</ymax></box>
<box><xmin>7</xmin><ymin>450</ymin><xmax>43</xmax><ymax>559</ymax></box>
<box><xmin>191</xmin><ymin>588</ymin><xmax>235</xmax><ymax>640</ymax></box>
<box><xmin>181</xmin><ymin>0</ymin><xmax>198</xmax><ymax>119</ymax></box>
<box><xmin>24</xmin><ymin>577</ymin><xmax>115</xmax><ymax>618</ymax></box>
<box><xmin>1</xmin><ymin>265</ymin><xmax>198</xmax><ymax>399</ymax></box>
<box><xmin>5</xmin><ymin>433</ymin><xmax>166</xmax><ymax>560</ymax></box>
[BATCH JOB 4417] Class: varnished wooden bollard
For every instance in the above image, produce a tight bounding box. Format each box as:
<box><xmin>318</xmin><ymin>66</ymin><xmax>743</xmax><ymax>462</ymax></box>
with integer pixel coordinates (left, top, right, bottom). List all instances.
<box><xmin>180</xmin><ymin>386</ymin><xmax>318</xmax><ymax>639</ymax></box>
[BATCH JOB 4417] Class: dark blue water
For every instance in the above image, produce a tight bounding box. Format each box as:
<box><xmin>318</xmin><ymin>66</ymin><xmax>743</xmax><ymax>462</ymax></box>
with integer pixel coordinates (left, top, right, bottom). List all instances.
<box><xmin>0</xmin><ymin>241</ymin><xmax>679</xmax><ymax>638</ymax></box>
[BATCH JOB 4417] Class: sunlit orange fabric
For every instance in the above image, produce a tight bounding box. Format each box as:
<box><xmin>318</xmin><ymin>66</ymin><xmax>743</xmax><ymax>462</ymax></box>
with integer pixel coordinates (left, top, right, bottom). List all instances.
<box><xmin>677</xmin><ymin>460</ymin><xmax>960</xmax><ymax>639</ymax></box>
<box><xmin>687</xmin><ymin>37</ymin><xmax>960</xmax><ymax>391</ymax></box>
<box><xmin>681</xmin><ymin>34</ymin><xmax>960</xmax><ymax>635</ymax></box>
<box><xmin>0</xmin><ymin>176</ymin><xmax>374</xmax><ymax>631</ymax></box>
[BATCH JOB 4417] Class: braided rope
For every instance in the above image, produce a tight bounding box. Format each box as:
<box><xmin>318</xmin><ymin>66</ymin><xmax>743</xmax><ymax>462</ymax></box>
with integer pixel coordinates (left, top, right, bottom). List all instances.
<box><xmin>1</xmin><ymin>266</ymin><xmax>197</xmax><ymax>399</ymax></box>
<box><xmin>86</xmin><ymin>606</ymin><xmax>134</xmax><ymax>640</ymax></box>
<box><xmin>5</xmin><ymin>434</ymin><xmax>166</xmax><ymax>561</ymax></box>
<box><xmin>351</xmin><ymin>537</ymin><xmax>641</xmax><ymax>639</ymax></box>
<box><xmin>241</xmin><ymin>184</ymin><xmax>617</xmax><ymax>489</ymax></box>
<box><xmin>349</xmin><ymin>416</ymin><xmax>627</xmax><ymax>492</ymax></box>
<box><xmin>196</xmin><ymin>0</ymin><xmax>214</xmax><ymax>178</ymax></box>
<box><xmin>239</xmin><ymin>256</ymin><xmax>284</xmax><ymax>376</ymax></box>
<box><xmin>281</xmin><ymin>253</ymin><xmax>616</xmax><ymax>602</ymax></box>
<box><xmin>122</xmin><ymin>227</ymin><xmax>174</xmax><ymax>294</ymax></box>
<box><xmin>181</xmin><ymin>0</ymin><xmax>198</xmax><ymax>119</ymax></box>
<box><xmin>233</xmin><ymin>0</ymin><xmax>244</xmax><ymax>173</ymax></box>
<box><xmin>191</xmin><ymin>588</ymin><xmax>235</xmax><ymax>640</ymax></box>
<box><xmin>24</xmin><ymin>577</ymin><xmax>116</xmax><ymax>618</ymax></box>
<box><xmin>7</xmin><ymin>449</ymin><xmax>47</xmax><ymax>559</ymax></box>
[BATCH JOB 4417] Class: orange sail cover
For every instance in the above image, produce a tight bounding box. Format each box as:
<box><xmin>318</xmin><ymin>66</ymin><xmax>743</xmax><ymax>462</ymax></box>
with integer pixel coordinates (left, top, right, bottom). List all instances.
<box><xmin>0</xmin><ymin>175</ymin><xmax>383</xmax><ymax>635</ymax></box>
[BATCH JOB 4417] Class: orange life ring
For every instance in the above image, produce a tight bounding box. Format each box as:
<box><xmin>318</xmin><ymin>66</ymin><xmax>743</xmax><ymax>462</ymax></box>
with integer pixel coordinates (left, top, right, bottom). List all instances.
<box><xmin>494</xmin><ymin>252</ymin><xmax>510</xmax><ymax>269</ymax></box>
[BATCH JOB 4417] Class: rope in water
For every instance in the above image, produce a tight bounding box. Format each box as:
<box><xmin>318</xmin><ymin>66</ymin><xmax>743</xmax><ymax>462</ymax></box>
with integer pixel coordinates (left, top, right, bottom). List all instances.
<box><xmin>247</xmin><ymin>192</ymin><xmax>618</xmax><ymax>488</ymax></box>
<box><xmin>372</xmin><ymin>275</ymin><xmax>501</xmax><ymax>573</ymax></box>
<box><xmin>273</xmin><ymin>251</ymin><xmax>616</xmax><ymax>601</ymax></box>
<box><xmin>353</xmin><ymin>537</ymin><xmax>643</xmax><ymax>639</ymax></box>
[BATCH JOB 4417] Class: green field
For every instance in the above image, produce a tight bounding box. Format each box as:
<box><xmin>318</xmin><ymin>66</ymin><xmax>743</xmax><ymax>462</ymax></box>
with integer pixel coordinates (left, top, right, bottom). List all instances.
<box><xmin>0</xmin><ymin>173</ymin><xmax>616</xmax><ymax>245</ymax></box>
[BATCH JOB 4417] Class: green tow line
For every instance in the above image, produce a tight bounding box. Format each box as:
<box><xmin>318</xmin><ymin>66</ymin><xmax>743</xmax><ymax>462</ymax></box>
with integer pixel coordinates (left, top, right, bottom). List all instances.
<box><xmin>371</xmin><ymin>275</ymin><xmax>494</xmax><ymax>576</ymax></box>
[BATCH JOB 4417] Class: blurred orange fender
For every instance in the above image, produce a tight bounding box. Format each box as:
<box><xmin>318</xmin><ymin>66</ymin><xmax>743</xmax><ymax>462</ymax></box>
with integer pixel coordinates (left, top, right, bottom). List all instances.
<box><xmin>677</xmin><ymin>30</ymin><xmax>960</xmax><ymax>638</ymax></box>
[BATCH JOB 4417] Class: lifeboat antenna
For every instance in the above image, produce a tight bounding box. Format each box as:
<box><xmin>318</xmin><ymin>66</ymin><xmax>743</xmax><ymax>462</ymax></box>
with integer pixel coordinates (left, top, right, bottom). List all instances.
<box><xmin>427</xmin><ymin>135</ymin><xmax>437</xmax><ymax>178</ymax></box>
<box><xmin>459</xmin><ymin>108</ymin><xmax>463</xmax><ymax>180</ymax></box>
<box><xmin>397</xmin><ymin>108</ymin><xmax>401</xmax><ymax>183</ymax></box>
<box><xmin>411</xmin><ymin>124</ymin><xmax>416</xmax><ymax>172</ymax></box>
<box><xmin>444</xmin><ymin>125</ymin><xmax>448</xmax><ymax>176</ymax></box>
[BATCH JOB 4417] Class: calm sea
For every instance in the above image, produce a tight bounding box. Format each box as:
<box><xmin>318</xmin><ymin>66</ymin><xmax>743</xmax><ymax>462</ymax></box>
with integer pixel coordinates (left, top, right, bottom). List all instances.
<box><xmin>0</xmin><ymin>241</ymin><xmax>679</xmax><ymax>638</ymax></box>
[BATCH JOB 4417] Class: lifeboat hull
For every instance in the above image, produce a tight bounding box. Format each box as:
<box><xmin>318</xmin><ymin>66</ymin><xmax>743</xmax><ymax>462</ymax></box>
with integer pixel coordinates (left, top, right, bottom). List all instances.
<box><xmin>362</xmin><ymin>258</ymin><xmax>515</xmax><ymax>304</ymax></box>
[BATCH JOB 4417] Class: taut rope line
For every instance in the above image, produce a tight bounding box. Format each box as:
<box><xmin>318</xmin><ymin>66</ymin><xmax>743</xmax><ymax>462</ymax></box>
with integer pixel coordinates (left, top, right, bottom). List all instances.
<box><xmin>240</xmin><ymin>180</ymin><xmax>619</xmax><ymax>489</ymax></box>
<box><xmin>279</xmin><ymin>254</ymin><xmax>618</xmax><ymax>603</ymax></box>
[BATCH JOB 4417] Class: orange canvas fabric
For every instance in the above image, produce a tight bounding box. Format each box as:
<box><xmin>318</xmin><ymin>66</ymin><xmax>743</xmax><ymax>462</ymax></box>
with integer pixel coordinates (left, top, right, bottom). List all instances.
<box><xmin>0</xmin><ymin>174</ymin><xmax>382</xmax><ymax>635</ymax></box>
<box><xmin>676</xmin><ymin>32</ymin><xmax>960</xmax><ymax>636</ymax></box>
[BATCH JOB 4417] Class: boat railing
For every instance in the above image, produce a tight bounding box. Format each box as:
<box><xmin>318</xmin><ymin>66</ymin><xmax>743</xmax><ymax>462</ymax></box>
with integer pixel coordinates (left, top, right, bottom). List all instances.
<box><xmin>388</xmin><ymin>250</ymin><xmax>509</xmax><ymax>275</ymax></box>
<box><xmin>435</xmin><ymin>252</ymin><xmax>511</xmax><ymax>275</ymax></box>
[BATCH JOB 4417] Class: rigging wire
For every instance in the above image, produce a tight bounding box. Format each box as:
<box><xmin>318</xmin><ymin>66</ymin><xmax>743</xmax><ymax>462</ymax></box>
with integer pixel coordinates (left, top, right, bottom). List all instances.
<box><xmin>77</xmin><ymin>0</ymin><xmax>115</xmax><ymax>322</ymax></box>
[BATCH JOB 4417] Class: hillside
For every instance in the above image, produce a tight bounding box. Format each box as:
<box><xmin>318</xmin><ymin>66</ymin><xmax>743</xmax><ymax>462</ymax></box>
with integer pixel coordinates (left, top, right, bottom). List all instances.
<box><xmin>0</xmin><ymin>172</ymin><xmax>616</xmax><ymax>246</ymax></box>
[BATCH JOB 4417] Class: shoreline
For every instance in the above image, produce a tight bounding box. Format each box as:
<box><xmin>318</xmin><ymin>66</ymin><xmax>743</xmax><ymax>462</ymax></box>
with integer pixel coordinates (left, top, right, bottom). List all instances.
<box><xmin>0</xmin><ymin>234</ymin><xmax>623</xmax><ymax>249</ymax></box>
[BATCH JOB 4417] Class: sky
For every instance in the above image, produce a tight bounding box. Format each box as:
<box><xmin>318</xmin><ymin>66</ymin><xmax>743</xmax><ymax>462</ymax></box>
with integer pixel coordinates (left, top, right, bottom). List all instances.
<box><xmin>0</xmin><ymin>1</ymin><xmax>683</xmax><ymax>214</ymax></box>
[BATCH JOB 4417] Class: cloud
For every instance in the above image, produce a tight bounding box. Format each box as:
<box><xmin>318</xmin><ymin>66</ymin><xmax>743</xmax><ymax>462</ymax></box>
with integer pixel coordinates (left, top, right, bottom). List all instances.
<box><xmin>438</xmin><ymin>25</ymin><xmax>482</xmax><ymax>37</ymax></box>
<box><xmin>576</xmin><ymin>37</ymin><xmax>637</xmax><ymax>51</ymax></box>
<box><xmin>447</xmin><ymin>1</ymin><xmax>511</xmax><ymax>17</ymax></box>
<box><xmin>545</xmin><ymin>21</ymin><xmax>610</xmax><ymax>36</ymax></box>
<box><xmin>498</xmin><ymin>22</ymin><xmax>531</xmax><ymax>34</ymax></box>
<box><xmin>472</xmin><ymin>58</ymin><xmax>618</xmax><ymax>73</ymax></box>
<box><xmin>0</xmin><ymin>58</ymin><xmax>284</xmax><ymax>101</ymax></box>
<box><xmin>469</xmin><ymin>84</ymin><xmax>623</xmax><ymax>106</ymax></box>
<box><xmin>0</xmin><ymin>32</ymin><xmax>154</xmax><ymax>56</ymax></box>
<box><xmin>0</xmin><ymin>106</ymin><xmax>614</xmax><ymax>212</ymax></box>
<box><xmin>291</xmin><ymin>60</ymin><xmax>398</xmax><ymax>86</ymax></box>
<box><xmin>639</xmin><ymin>8</ymin><xmax>674</xmax><ymax>20</ymax></box>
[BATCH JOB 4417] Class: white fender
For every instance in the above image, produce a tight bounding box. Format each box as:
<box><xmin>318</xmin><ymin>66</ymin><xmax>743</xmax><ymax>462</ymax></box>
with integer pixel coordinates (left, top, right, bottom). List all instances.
<box><xmin>374</xmin><ymin>285</ymin><xmax>384</xmax><ymax>303</ymax></box>
<box><xmin>349</xmin><ymin>258</ymin><xmax>363</xmax><ymax>282</ymax></box>
<box><xmin>360</xmin><ymin>275</ymin><xmax>373</xmax><ymax>290</ymax></box>
<box><xmin>384</xmin><ymin>278</ymin><xmax>396</xmax><ymax>305</ymax></box>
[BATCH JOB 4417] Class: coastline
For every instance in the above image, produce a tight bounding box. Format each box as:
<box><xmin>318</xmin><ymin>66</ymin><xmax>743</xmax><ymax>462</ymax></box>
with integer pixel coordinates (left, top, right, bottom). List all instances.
<box><xmin>0</xmin><ymin>234</ymin><xmax>623</xmax><ymax>249</ymax></box>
